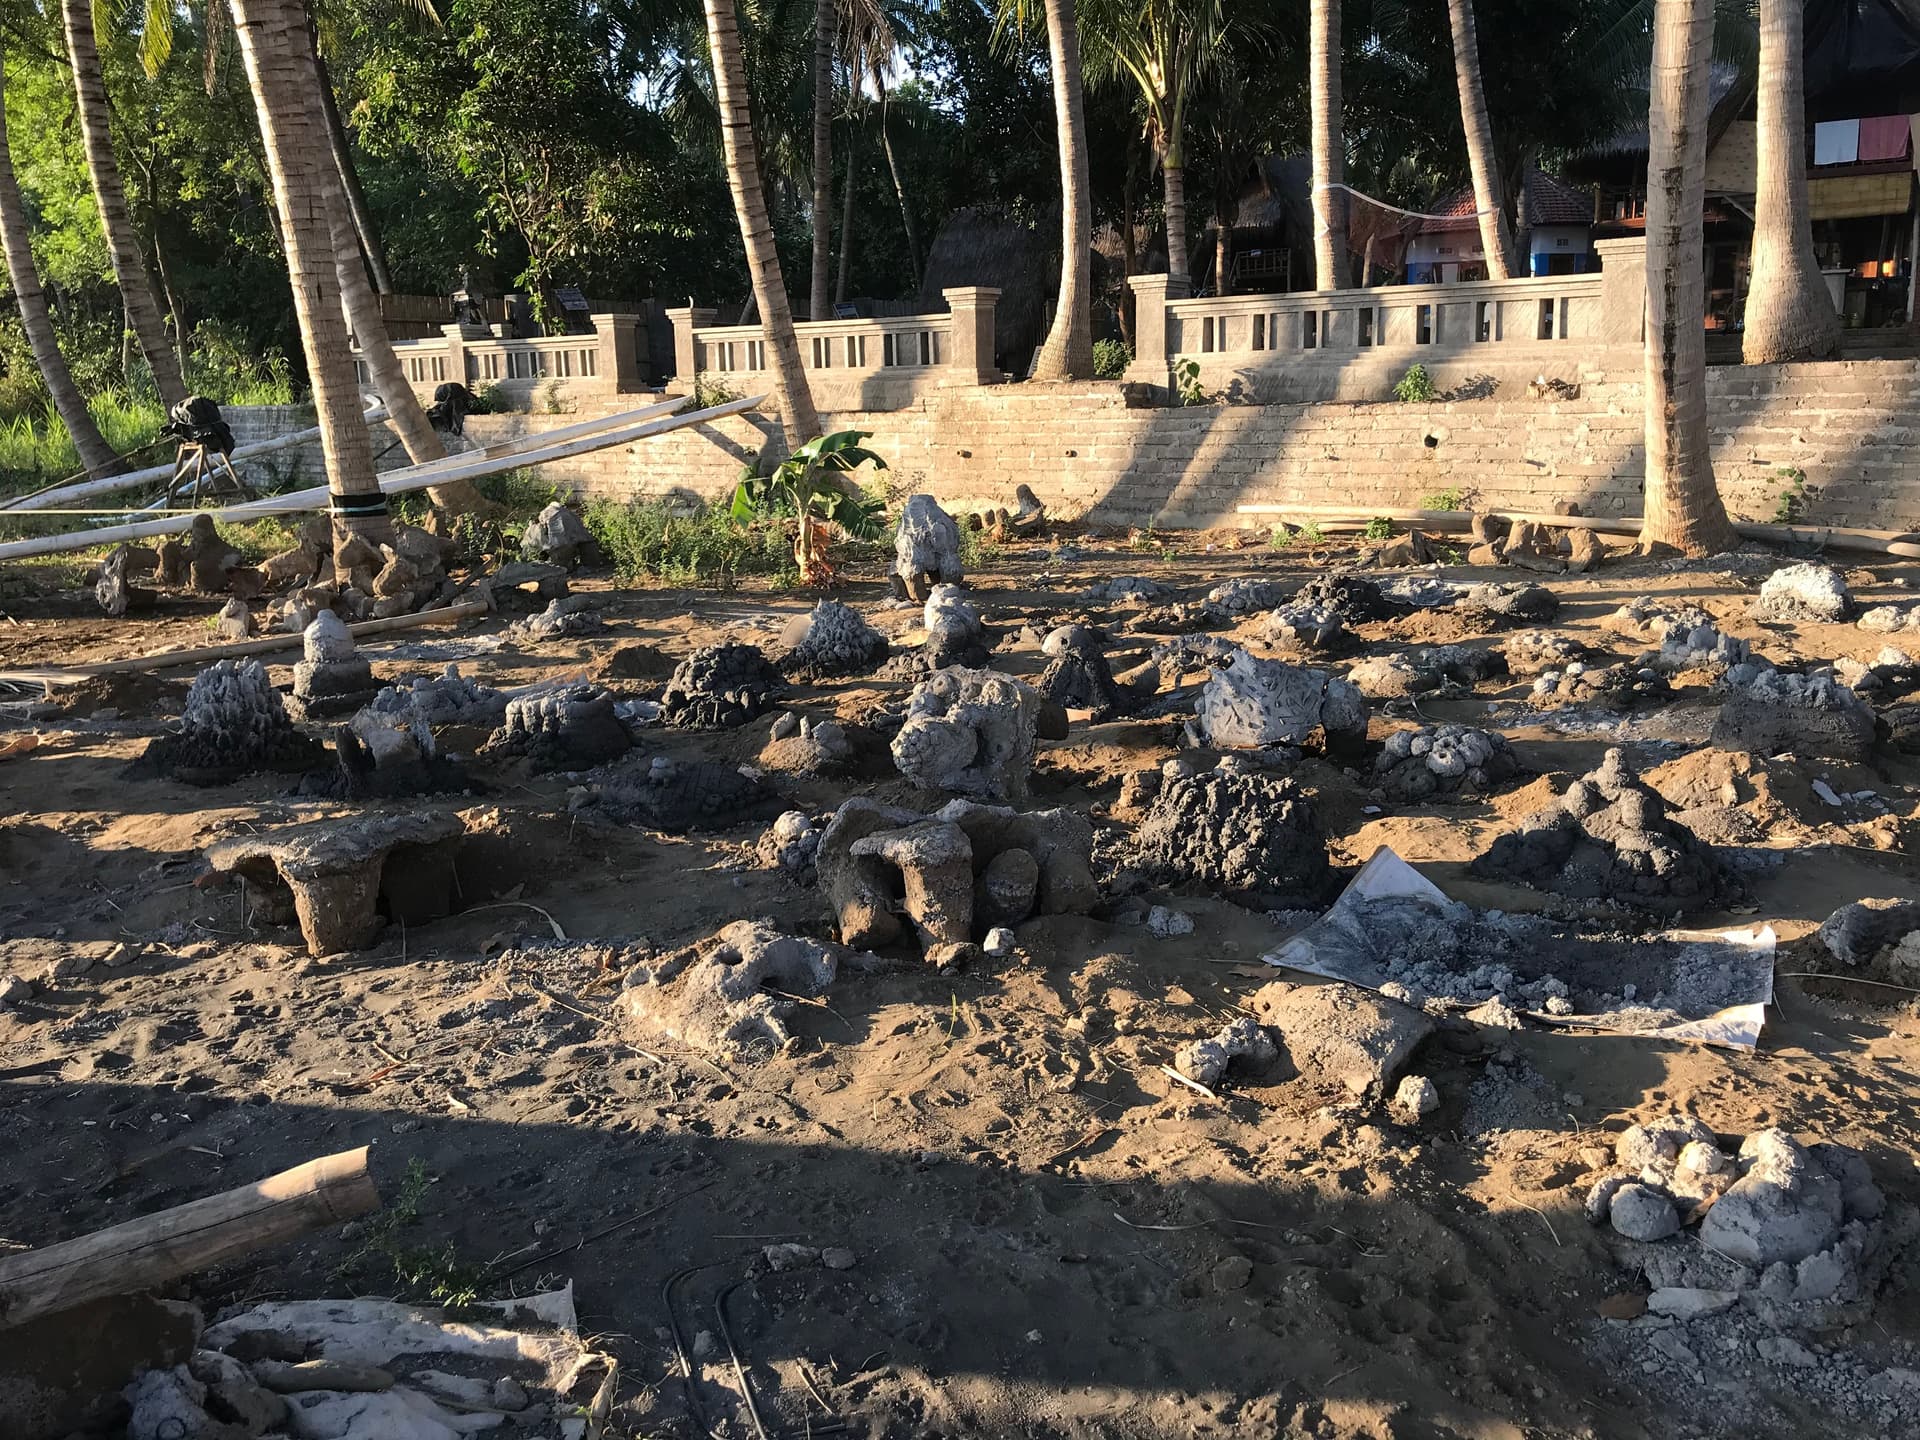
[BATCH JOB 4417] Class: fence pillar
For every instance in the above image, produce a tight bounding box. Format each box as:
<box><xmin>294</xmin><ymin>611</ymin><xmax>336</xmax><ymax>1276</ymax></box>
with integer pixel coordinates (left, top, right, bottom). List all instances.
<box><xmin>1124</xmin><ymin>273</ymin><xmax>1189</xmax><ymax>384</ymax></box>
<box><xmin>663</xmin><ymin>305</ymin><xmax>717</xmax><ymax>389</ymax></box>
<box><xmin>590</xmin><ymin>312</ymin><xmax>645</xmax><ymax>393</ymax></box>
<box><xmin>438</xmin><ymin>325</ymin><xmax>469</xmax><ymax>389</ymax></box>
<box><xmin>1595</xmin><ymin>237</ymin><xmax>1648</xmax><ymax>349</ymax></box>
<box><xmin>940</xmin><ymin>286</ymin><xmax>1002</xmax><ymax>386</ymax></box>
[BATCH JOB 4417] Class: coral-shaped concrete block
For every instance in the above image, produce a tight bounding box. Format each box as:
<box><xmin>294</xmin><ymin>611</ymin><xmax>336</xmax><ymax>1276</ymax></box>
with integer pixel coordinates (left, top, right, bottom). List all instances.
<box><xmin>893</xmin><ymin>494</ymin><xmax>963</xmax><ymax>601</ymax></box>
<box><xmin>1710</xmin><ymin>666</ymin><xmax>1876</xmax><ymax>762</ymax></box>
<box><xmin>661</xmin><ymin>643</ymin><xmax>784</xmax><ymax>729</ymax></box>
<box><xmin>487</xmin><ymin>684</ymin><xmax>631</xmax><ymax>770</ymax></box>
<box><xmin>1374</xmin><ymin>724</ymin><xmax>1521</xmax><ymax>801</ymax></box>
<box><xmin>1188</xmin><ymin>651</ymin><xmax>1368</xmax><ymax>751</ymax></box>
<box><xmin>205</xmin><ymin>811</ymin><xmax>465</xmax><ymax>955</ymax></box>
<box><xmin>777</xmin><ymin>600</ymin><xmax>889</xmax><ymax>681</ymax></box>
<box><xmin>131</xmin><ymin>658</ymin><xmax>324</xmax><ymax>784</ymax></box>
<box><xmin>620</xmin><ymin>920</ymin><xmax>851</xmax><ymax>1057</ymax></box>
<box><xmin>892</xmin><ymin>667</ymin><xmax>1041</xmax><ymax>799</ymax></box>
<box><xmin>519</xmin><ymin>501</ymin><xmax>601</xmax><ymax>567</ymax></box>
<box><xmin>1131</xmin><ymin>767</ymin><xmax>1331</xmax><ymax>904</ymax></box>
<box><xmin>849</xmin><ymin>820</ymin><xmax>975</xmax><ymax>948</ymax></box>
<box><xmin>589</xmin><ymin>754</ymin><xmax>784</xmax><ymax>832</ymax></box>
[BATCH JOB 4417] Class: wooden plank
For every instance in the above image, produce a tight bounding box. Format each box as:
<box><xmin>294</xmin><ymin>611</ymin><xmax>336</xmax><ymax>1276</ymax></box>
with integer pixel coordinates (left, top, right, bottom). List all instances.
<box><xmin>0</xmin><ymin>1148</ymin><xmax>379</xmax><ymax>1329</ymax></box>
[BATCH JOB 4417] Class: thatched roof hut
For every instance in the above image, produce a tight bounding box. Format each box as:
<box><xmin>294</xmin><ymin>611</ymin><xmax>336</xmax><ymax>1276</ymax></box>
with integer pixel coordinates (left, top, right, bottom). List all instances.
<box><xmin>919</xmin><ymin>205</ymin><xmax>1062</xmax><ymax>372</ymax></box>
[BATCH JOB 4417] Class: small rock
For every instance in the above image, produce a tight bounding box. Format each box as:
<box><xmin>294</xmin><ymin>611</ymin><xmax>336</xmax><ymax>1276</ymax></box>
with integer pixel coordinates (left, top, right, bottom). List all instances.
<box><xmin>1212</xmin><ymin>1255</ymin><xmax>1254</xmax><ymax>1292</ymax></box>
<box><xmin>1645</xmin><ymin>1287</ymin><xmax>1739</xmax><ymax>1320</ymax></box>
<box><xmin>822</xmin><ymin>1246</ymin><xmax>857</xmax><ymax>1270</ymax></box>
<box><xmin>982</xmin><ymin>927</ymin><xmax>1017</xmax><ymax>957</ymax></box>
<box><xmin>1390</xmin><ymin>1074</ymin><xmax>1440</xmax><ymax>1121</ymax></box>
<box><xmin>1147</xmin><ymin>905</ymin><xmax>1195</xmax><ymax>938</ymax></box>
<box><xmin>1609</xmin><ymin>1183</ymin><xmax>1681</xmax><ymax>1241</ymax></box>
<box><xmin>491</xmin><ymin>1377</ymin><xmax>530</xmax><ymax>1411</ymax></box>
<box><xmin>763</xmin><ymin>1243</ymin><xmax>821</xmax><ymax>1271</ymax></box>
<box><xmin>1756</xmin><ymin>1335</ymin><xmax>1819</xmax><ymax>1369</ymax></box>
<box><xmin>0</xmin><ymin>972</ymin><xmax>32</xmax><ymax>1007</ymax></box>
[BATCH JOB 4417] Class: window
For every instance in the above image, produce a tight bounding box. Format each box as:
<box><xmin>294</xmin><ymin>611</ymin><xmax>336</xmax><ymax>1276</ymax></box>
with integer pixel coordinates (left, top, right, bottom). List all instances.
<box><xmin>555</xmin><ymin>349</ymin><xmax>573</xmax><ymax>378</ymax></box>
<box><xmin>1303</xmin><ymin>311</ymin><xmax>1318</xmax><ymax>350</ymax></box>
<box><xmin>580</xmin><ymin>348</ymin><xmax>598</xmax><ymax>376</ymax></box>
<box><xmin>844</xmin><ymin>334</ymin><xmax>867</xmax><ymax>367</ymax></box>
<box><xmin>1416</xmin><ymin>305</ymin><xmax>1435</xmax><ymax>345</ymax></box>
<box><xmin>1475</xmin><ymin>301</ymin><xmax>1493</xmax><ymax>343</ymax></box>
<box><xmin>811</xmin><ymin>336</ymin><xmax>834</xmax><ymax>368</ymax></box>
<box><xmin>1538</xmin><ymin>298</ymin><xmax>1556</xmax><ymax>340</ymax></box>
<box><xmin>1252</xmin><ymin>314</ymin><xmax>1267</xmax><ymax>351</ymax></box>
<box><xmin>1322</xmin><ymin>311</ymin><xmax>1335</xmax><ymax>346</ymax></box>
<box><xmin>1357</xmin><ymin>309</ymin><xmax>1374</xmax><ymax>347</ymax></box>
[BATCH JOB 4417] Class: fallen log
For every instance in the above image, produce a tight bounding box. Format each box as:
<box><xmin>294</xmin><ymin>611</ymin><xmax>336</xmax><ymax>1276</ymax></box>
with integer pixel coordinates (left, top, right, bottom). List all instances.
<box><xmin>0</xmin><ymin>1147</ymin><xmax>378</xmax><ymax>1329</ymax></box>
<box><xmin>0</xmin><ymin>599</ymin><xmax>489</xmax><ymax>686</ymax></box>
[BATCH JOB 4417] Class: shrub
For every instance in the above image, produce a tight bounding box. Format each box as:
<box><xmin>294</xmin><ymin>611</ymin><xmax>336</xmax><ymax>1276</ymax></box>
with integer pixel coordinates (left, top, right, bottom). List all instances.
<box><xmin>1393</xmin><ymin>363</ymin><xmax>1436</xmax><ymax>403</ymax></box>
<box><xmin>1419</xmin><ymin>487</ymin><xmax>1467</xmax><ymax>511</ymax></box>
<box><xmin>1173</xmin><ymin>357</ymin><xmax>1207</xmax><ymax>406</ymax></box>
<box><xmin>1092</xmin><ymin>338</ymin><xmax>1132</xmax><ymax>379</ymax></box>
<box><xmin>585</xmin><ymin>498</ymin><xmax>793</xmax><ymax>588</ymax></box>
<box><xmin>1363</xmin><ymin>516</ymin><xmax>1394</xmax><ymax>541</ymax></box>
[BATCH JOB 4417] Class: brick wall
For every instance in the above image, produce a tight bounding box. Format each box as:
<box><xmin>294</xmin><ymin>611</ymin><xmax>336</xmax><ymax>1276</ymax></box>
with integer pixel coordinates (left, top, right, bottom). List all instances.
<box><xmin>226</xmin><ymin>357</ymin><xmax>1920</xmax><ymax>531</ymax></box>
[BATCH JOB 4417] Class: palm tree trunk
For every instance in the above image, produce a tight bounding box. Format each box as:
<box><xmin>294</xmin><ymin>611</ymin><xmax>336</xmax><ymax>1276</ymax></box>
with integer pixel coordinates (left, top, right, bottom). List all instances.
<box><xmin>1446</xmin><ymin>0</ymin><xmax>1517</xmax><ymax>280</ymax></box>
<box><xmin>876</xmin><ymin>78</ymin><xmax>922</xmax><ymax>291</ymax></box>
<box><xmin>703</xmin><ymin>0</ymin><xmax>821</xmax><ymax>444</ymax></box>
<box><xmin>1032</xmin><ymin>0</ymin><xmax>1093</xmax><ymax>380</ymax></box>
<box><xmin>1215</xmin><ymin>211</ymin><xmax>1231</xmax><ymax>295</ymax></box>
<box><xmin>324</xmin><ymin>182</ymin><xmax>494</xmax><ymax>516</ymax></box>
<box><xmin>230</xmin><ymin>0</ymin><xmax>390</xmax><ymax>578</ymax></box>
<box><xmin>1309</xmin><ymin>0</ymin><xmax>1348</xmax><ymax>290</ymax></box>
<box><xmin>835</xmin><ymin>117</ymin><xmax>857</xmax><ymax>303</ymax></box>
<box><xmin>312</xmin><ymin>40</ymin><xmax>395</xmax><ymax>297</ymax></box>
<box><xmin>58</xmin><ymin>0</ymin><xmax>189</xmax><ymax>409</ymax></box>
<box><xmin>0</xmin><ymin>36</ymin><xmax>123</xmax><ymax>478</ymax></box>
<box><xmin>809</xmin><ymin>0</ymin><xmax>833</xmax><ymax>321</ymax></box>
<box><xmin>1743</xmin><ymin>0</ymin><xmax>1839</xmax><ymax>363</ymax></box>
<box><xmin>1642</xmin><ymin>0</ymin><xmax>1736</xmax><ymax>555</ymax></box>
<box><xmin>1163</xmin><ymin>153</ymin><xmax>1190</xmax><ymax>280</ymax></box>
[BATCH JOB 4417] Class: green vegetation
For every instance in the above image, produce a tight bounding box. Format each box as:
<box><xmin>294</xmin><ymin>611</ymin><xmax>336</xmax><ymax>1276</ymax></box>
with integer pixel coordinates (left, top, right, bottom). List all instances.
<box><xmin>731</xmin><ymin>430</ymin><xmax>889</xmax><ymax>583</ymax></box>
<box><xmin>1772</xmin><ymin>467</ymin><xmax>1815</xmax><ymax>525</ymax></box>
<box><xmin>336</xmin><ymin>1159</ymin><xmax>487</xmax><ymax>1308</ymax></box>
<box><xmin>1363</xmin><ymin>516</ymin><xmax>1395</xmax><ymax>541</ymax></box>
<box><xmin>0</xmin><ymin>392</ymin><xmax>167</xmax><ymax>496</ymax></box>
<box><xmin>1420</xmin><ymin>487</ymin><xmax>1468</xmax><ymax>511</ymax></box>
<box><xmin>1173</xmin><ymin>358</ymin><xmax>1207</xmax><ymax>406</ymax></box>
<box><xmin>1393</xmin><ymin>364</ymin><xmax>1437</xmax><ymax>404</ymax></box>
<box><xmin>684</xmin><ymin>374</ymin><xmax>743</xmax><ymax>412</ymax></box>
<box><xmin>1092</xmin><ymin>338</ymin><xmax>1132</xmax><ymax>379</ymax></box>
<box><xmin>586</xmin><ymin>498</ymin><xmax>794</xmax><ymax>588</ymax></box>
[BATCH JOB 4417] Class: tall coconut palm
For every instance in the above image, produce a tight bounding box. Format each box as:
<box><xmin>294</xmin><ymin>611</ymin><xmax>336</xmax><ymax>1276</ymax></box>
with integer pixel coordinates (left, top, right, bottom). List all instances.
<box><xmin>0</xmin><ymin>34</ymin><xmax>125</xmax><ymax>479</ymax></box>
<box><xmin>703</xmin><ymin>0</ymin><xmax>821</xmax><ymax>444</ymax></box>
<box><xmin>1642</xmin><ymin>0</ymin><xmax>1736</xmax><ymax>554</ymax></box>
<box><xmin>1446</xmin><ymin>0</ymin><xmax>1517</xmax><ymax>279</ymax></box>
<box><xmin>1079</xmin><ymin>0</ymin><xmax>1223</xmax><ymax>283</ymax></box>
<box><xmin>1742</xmin><ymin>0</ymin><xmax>1838</xmax><ymax>362</ymax></box>
<box><xmin>1308</xmin><ymin>0</ymin><xmax>1347</xmax><ymax>290</ymax></box>
<box><xmin>998</xmin><ymin>0</ymin><xmax>1093</xmax><ymax>379</ymax></box>
<box><xmin>809</xmin><ymin>0</ymin><xmax>834</xmax><ymax>320</ymax></box>
<box><xmin>229</xmin><ymin>0</ymin><xmax>389</xmax><ymax>574</ymax></box>
<box><xmin>58</xmin><ymin>0</ymin><xmax>189</xmax><ymax>408</ymax></box>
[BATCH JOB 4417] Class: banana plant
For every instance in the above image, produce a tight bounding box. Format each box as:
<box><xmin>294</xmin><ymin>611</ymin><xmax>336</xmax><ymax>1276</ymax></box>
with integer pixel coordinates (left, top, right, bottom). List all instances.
<box><xmin>730</xmin><ymin>429</ymin><xmax>888</xmax><ymax>585</ymax></box>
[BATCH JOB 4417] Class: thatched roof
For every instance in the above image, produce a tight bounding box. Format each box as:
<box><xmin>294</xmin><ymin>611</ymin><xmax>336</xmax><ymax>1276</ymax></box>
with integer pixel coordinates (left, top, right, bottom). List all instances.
<box><xmin>919</xmin><ymin>205</ymin><xmax>1058</xmax><ymax>371</ymax></box>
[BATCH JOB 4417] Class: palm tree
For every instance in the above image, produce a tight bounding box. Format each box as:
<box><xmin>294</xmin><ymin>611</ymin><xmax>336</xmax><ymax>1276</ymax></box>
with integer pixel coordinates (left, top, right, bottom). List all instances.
<box><xmin>229</xmin><ymin>0</ymin><xmax>389</xmax><ymax>574</ymax></box>
<box><xmin>703</xmin><ymin>0</ymin><xmax>821</xmax><ymax>443</ymax></box>
<box><xmin>57</xmin><ymin>0</ymin><xmax>190</xmax><ymax>409</ymax></box>
<box><xmin>1642</xmin><ymin>0</ymin><xmax>1736</xmax><ymax>554</ymax></box>
<box><xmin>0</xmin><ymin>32</ymin><xmax>126</xmax><ymax>479</ymax></box>
<box><xmin>1446</xmin><ymin>0</ymin><xmax>1517</xmax><ymax>279</ymax></box>
<box><xmin>1742</xmin><ymin>0</ymin><xmax>1838</xmax><ymax>362</ymax></box>
<box><xmin>999</xmin><ymin>0</ymin><xmax>1093</xmax><ymax>379</ymax></box>
<box><xmin>809</xmin><ymin>0</ymin><xmax>834</xmax><ymax>320</ymax></box>
<box><xmin>1309</xmin><ymin>0</ymin><xmax>1347</xmax><ymax>290</ymax></box>
<box><xmin>1078</xmin><ymin>0</ymin><xmax>1223</xmax><ymax>282</ymax></box>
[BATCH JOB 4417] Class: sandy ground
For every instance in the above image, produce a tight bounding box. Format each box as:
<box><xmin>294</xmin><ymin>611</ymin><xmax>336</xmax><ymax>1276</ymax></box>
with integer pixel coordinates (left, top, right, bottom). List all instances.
<box><xmin>1</xmin><ymin>530</ymin><xmax>1918</xmax><ymax>1440</ymax></box>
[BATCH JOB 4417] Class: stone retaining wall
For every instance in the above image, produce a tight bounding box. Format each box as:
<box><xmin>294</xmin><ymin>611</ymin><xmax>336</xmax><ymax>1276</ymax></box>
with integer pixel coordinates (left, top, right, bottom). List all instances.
<box><xmin>226</xmin><ymin>357</ymin><xmax>1920</xmax><ymax>532</ymax></box>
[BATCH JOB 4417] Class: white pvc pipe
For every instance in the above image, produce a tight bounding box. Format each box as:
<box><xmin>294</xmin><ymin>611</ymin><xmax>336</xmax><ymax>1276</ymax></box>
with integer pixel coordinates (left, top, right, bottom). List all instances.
<box><xmin>0</xmin><ymin>394</ymin><xmax>767</xmax><ymax>562</ymax></box>
<box><xmin>2</xmin><ymin>396</ymin><xmax>391</xmax><ymax>513</ymax></box>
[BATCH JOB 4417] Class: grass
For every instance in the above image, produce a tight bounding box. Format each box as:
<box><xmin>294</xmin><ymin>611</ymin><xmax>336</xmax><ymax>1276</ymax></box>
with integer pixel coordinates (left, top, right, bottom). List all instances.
<box><xmin>0</xmin><ymin>392</ymin><xmax>169</xmax><ymax>498</ymax></box>
<box><xmin>1419</xmin><ymin>487</ymin><xmax>1468</xmax><ymax>511</ymax></box>
<box><xmin>584</xmin><ymin>497</ymin><xmax>795</xmax><ymax>588</ymax></box>
<box><xmin>335</xmin><ymin>1158</ymin><xmax>487</xmax><ymax>1307</ymax></box>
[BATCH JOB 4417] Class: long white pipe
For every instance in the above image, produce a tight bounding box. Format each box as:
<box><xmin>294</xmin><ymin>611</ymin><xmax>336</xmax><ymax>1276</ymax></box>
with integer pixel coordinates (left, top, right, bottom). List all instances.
<box><xmin>0</xmin><ymin>394</ymin><xmax>767</xmax><ymax>562</ymax></box>
<box><xmin>2</xmin><ymin>396</ymin><xmax>391</xmax><ymax>513</ymax></box>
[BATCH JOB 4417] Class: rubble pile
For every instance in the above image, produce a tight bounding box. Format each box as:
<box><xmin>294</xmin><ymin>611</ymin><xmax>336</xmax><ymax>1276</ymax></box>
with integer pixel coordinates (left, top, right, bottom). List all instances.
<box><xmin>132</xmin><ymin>658</ymin><xmax>324</xmax><ymax>783</ymax></box>
<box><xmin>620</xmin><ymin>919</ymin><xmax>857</xmax><ymax>1056</ymax></box>
<box><xmin>1374</xmin><ymin>723</ymin><xmax>1521</xmax><ymax>801</ymax></box>
<box><xmin>1131</xmin><ymin>765</ymin><xmax>1332</xmax><ymax>905</ymax></box>
<box><xmin>760</xmin><ymin>711</ymin><xmax>858</xmax><ymax>774</ymax></box>
<box><xmin>1174</xmin><ymin>1016</ymin><xmax>1278</xmax><ymax>1088</ymax></box>
<box><xmin>1645</xmin><ymin>619</ymin><xmax>1753</xmax><ymax>673</ymax></box>
<box><xmin>1259</xmin><ymin>602</ymin><xmax>1347</xmax><ymax>651</ymax></box>
<box><xmin>776</xmin><ymin>599</ymin><xmax>890</xmax><ymax>680</ymax></box>
<box><xmin>1814</xmin><ymin>898</ymin><xmax>1920</xmax><ymax>983</ymax></box>
<box><xmin>1347</xmin><ymin>644</ymin><xmax>1504</xmax><ymax>699</ymax></box>
<box><xmin>1528</xmin><ymin>662</ymin><xmax>1674</xmax><ymax>710</ymax></box>
<box><xmin>518</xmin><ymin>500</ymin><xmax>601</xmax><ymax>567</ymax></box>
<box><xmin>661</xmin><ymin>642</ymin><xmax>784</xmax><ymax>729</ymax></box>
<box><xmin>1458</xmin><ymin>580</ymin><xmax>1558</xmax><ymax>624</ymax></box>
<box><xmin>1606</xmin><ymin>597</ymin><xmax>1717</xmax><ymax>645</ymax></box>
<box><xmin>1471</xmin><ymin>748</ymin><xmax>1728</xmax><ymax>913</ymax></box>
<box><xmin>1187</xmin><ymin>651</ymin><xmax>1368</xmax><ymax>752</ymax></box>
<box><xmin>1291</xmin><ymin>572</ymin><xmax>1392</xmax><ymax>623</ymax></box>
<box><xmin>757</xmin><ymin>809</ymin><xmax>824</xmax><ymax>878</ymax></box>
<box><xmin>1711</xmin><ymin>665</ymin><xmax>1877</xmax><ymax>762</ymax></box>
<box><xmin>508</xmin><ymin>594</ymin><xmax>603</xmax><ymax>642</ymax></box>
<box><xmin>487</xmin><ymin>683</ymin><xmax>631</xmax><ymax>770</ymax></box>
<box><xmin>589</xmin><ymin>754</ymin><xmax>784</xmax><ymax>832</ymax></box>
<box><xmin>1501</xmin><ymin>628</ymin><xmax>1595</xmax><ymax>674</ymax></box>
<box><xmin>1752</xmin><ymin>563</ymin><xmax>1855</xmax><ymax>624</ymax></box>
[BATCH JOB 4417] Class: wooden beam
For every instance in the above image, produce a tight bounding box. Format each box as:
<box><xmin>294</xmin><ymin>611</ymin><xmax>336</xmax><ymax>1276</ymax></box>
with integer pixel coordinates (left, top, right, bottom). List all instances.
<box><xmin>0</xmin><ymin>1148</ymin><xmax>379</xmax><ymax>1329</ymax></box>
